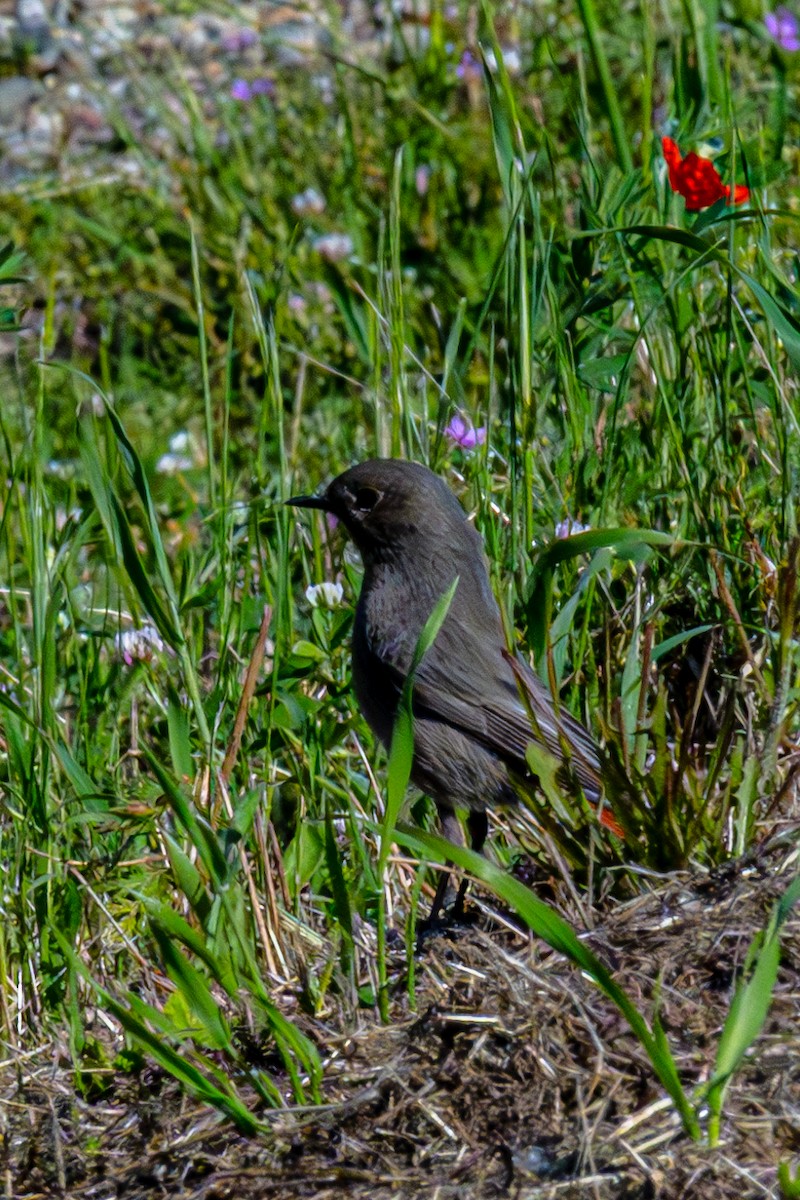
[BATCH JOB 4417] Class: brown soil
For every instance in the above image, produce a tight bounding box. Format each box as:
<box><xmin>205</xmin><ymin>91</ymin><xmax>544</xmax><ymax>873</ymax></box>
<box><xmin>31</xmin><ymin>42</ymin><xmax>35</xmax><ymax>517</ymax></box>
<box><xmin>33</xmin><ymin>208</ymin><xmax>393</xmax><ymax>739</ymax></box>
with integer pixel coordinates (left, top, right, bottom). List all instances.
<box><xmin>7</xmin><ymin>842</ymin><xmax>800</xmax><ymax>1200</ymax></box>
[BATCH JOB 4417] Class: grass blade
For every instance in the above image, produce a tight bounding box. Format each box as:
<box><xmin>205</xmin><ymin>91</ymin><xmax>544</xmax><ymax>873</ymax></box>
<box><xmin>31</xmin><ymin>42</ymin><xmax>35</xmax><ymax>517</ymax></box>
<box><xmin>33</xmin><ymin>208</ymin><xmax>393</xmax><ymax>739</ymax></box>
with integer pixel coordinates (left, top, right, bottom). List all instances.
<box><xmin>376</xmin><ymin>577</ymin><xmax>460</xmax><ymax>1020</ymax></box>
<box><xmin>394</xmin><ymin>824</ymin><xmax>701</xmax><ymax>1138</ymax></box>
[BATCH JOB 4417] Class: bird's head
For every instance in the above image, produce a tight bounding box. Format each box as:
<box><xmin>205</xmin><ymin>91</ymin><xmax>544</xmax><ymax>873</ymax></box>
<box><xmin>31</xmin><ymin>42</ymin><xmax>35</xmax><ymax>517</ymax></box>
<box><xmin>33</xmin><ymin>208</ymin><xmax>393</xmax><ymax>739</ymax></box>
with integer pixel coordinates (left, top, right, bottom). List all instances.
<box><xmin>288</xmin><ymin>459</ymin><xmax>472</xmax><ymax>564</ymax></box>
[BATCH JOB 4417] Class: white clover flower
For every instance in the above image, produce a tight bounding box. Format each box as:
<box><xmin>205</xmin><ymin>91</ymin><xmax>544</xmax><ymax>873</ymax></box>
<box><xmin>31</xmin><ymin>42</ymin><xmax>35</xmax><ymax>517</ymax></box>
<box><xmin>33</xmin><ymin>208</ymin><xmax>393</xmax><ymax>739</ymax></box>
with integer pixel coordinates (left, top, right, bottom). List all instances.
<box><xmin>230</xmin><ymin>501</ymin><xmax>250</xmax><ymax>528</ymax></box>
<box><xmin>155</xmin><ymin>431</ymin><xmax>201</xmax><ymax>474</ymax></box>
<box><xmin>312</xmin><ymin>74</ymin><xmax>335</xmax><ymax>105</ymax></box>
<box><xmin>482</xmin><ymin>47</ymin><xmax>521</xmax><ymax>74</ymax></box>
<box><xmin>114</xmin><ymin>624</ymin><xmax>166</xmax><ymax>664</ymax></box>
<box><xmin>156</xmin><ymin>453</ymin><xmax>193</xmax><ymax>475</ymax></box>
<box><xmin>291</xmin><ymin>187</ymin><xmax>326</xmax><ymax>216</ymax></box>
<box><xmin>554</xmin><ymin>518</ymin><xmax>591</xmax><ymax>540</ymax></box>
<box><xmin>46</xmin><ymin>459</ymin><xmax>78</xmax><ymax>480</ymax></box>
<box><xmin>305</xmin><ymin>581</ymin><xmax>344</xmax><ymax>609</ymax></box>
<box><xmin>313</xmin><ymin>233</ymin><xmax>353</xmax><ymax>263</ymax></box>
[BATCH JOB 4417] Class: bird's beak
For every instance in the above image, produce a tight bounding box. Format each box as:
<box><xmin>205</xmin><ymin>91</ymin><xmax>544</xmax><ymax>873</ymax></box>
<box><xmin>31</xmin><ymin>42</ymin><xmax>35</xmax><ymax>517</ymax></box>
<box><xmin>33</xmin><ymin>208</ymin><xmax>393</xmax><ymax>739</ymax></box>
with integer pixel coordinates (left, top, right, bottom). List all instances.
<box><xmin>286</xmin><ymin>492</ymin><xmax>330</xmax><ymax>511</ymax></box>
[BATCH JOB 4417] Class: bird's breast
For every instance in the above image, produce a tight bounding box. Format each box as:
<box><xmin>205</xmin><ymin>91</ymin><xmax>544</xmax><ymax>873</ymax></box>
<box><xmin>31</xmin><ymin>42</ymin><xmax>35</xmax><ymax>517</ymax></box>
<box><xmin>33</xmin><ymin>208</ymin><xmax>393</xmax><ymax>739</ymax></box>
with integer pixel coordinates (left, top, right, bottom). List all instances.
<box><xmin>350</xmin><ymin>553</ymin><xmax>503</xmax><ymax>748</ymax></box>
<box><xmin>351</xmin><ymin>580</ymin><xmax>409</xmax><ymax>748</ymax></box>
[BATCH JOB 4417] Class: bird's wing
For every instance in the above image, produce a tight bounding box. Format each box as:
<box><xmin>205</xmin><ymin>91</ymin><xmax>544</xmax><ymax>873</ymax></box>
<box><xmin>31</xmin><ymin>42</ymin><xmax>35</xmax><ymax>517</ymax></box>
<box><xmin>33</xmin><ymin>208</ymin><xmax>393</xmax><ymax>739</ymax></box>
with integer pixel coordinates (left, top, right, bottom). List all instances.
<box><xmin>399</xmin><ymin>623</ymin><xmax>603</xmax><ymax>802</ymax></box>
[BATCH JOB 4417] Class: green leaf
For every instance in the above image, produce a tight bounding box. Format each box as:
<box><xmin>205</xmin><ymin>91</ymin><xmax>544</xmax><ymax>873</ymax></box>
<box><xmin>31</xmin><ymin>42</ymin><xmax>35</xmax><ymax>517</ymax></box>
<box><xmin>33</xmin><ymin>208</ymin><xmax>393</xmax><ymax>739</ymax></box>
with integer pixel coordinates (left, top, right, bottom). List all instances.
<box><xmin>290</xmin><ymin>639</ymin><xmax>328</xmax><ymax>663</ymax></box>
<box><xmin>144</xmin><ymin>751</ymin><xmax>229</xmax><ymax>886</ymax></box>
<box><xmin>706</xmin><ymin>875</ymin><xmax>800</xmax><ymax>1142</ymax></box>
<box><xmin>167</xmin><ymin>687</ymin><xmax>194</xmax><ymax>781</ymax></box>
<box><xmin>284</xmin><ymin>822</ymin><xmax>325</xmax><ymax>892</ymax></box>
<box><xmin>738</xmin><ymin>268</ymin><xmax>800</xmax><ymax>372</ymax></box>
<box><xmin>383</xmin><ymin>575</ymin><xmax>460</xmax><ymax>859</ymax></box>
<box><xmin>151</xmin><ymin>925</ymin><xmax>233</xmax><ymax>1051</ymax></box>
<box><xmin>52</xmin><ymin>740</ymin><xmax>110</xmax><ymax>813</ymax></box>
<box><xmin>651</xmin><ymin>624</ymin><xmax>715</xmax><ymax>662</ymax></box>
<box><xmin>778</xmin><ymin>1160</ymin><xmax>800</xmax><ymax>1198</ymax></box>
<box><xmin>479</xmin><ymin>41</ymin><xmax>518</xmax><ymax>205</ymax></box>
<box><xmin>163</xmin><ymin>832</ymin><xmax>212</xmax><ymax>925</ymax></box>
<box><xmin>141</xmin><ymin>897</ymin><xmax>236</xmax><ymax>994</ymax></box>
<box><xmin>577</xmin><ymin>353</ymin><xmax>631</xmax><ymax>392</ymax></box>
<box><xmin>548</xmin><ymin>547</ymin><xmax>613</xmax><ymax>685</ymax></box>
<box><xmin>526</xmin><ymin>530</ymin><xmax>675</xmax><ymax>660</ymax></box>
<box><xmin>80</xmin><ymin>425</ymin><xmax>182</xmax><ymax>648</ymax></box>
<box><xmin>51</xmin><ymin>927</ymin><xmax>261</xmax><ymax>1133</ymax></box>
<box><xmin>377</xmin><ymin>576</ymin><xmax>459</xmax><ymax>1020</ymax></box>
<box><xmin>394</xmin><ymin>824</ymin><xmax>701</xmax><ymax>1139</ymax></box>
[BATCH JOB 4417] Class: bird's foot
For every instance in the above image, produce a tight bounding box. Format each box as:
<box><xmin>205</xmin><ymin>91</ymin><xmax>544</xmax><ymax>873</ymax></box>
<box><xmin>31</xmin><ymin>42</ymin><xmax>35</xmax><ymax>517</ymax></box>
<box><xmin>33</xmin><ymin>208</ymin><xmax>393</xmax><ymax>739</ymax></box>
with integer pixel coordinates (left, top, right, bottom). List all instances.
<box><xmin>415</xmin><ymin>901</ymin><xmax>479</xmax><ymax>950</ymax></box>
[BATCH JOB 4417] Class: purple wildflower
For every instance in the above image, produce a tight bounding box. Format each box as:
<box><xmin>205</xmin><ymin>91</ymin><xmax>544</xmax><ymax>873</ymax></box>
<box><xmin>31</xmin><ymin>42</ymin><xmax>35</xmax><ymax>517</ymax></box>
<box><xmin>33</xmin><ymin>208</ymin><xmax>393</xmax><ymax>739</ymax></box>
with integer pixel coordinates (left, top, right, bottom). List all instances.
<box><xmin>415</xmin><ymin>165</ymin><xmax>431</xmax><ymax>196</ymax></box>
<box><xmin>221</xmin><ymin>27</ymin><xmax>258</xmax><ymax>54</ymax></box>
<box><xmin>455</xmin><ymin>48</ymin><xmax>481</xmax><ymax>82</ymax></box>
<box><xmin>231</xmin><ymin>77</ymin><xmax>274</xmax><ymax>102</ymax></box>
<box><xmin>250</xmin><ymin>77</ymin><xmax>275</xmax><ymax>97</ymax></box>
<box><xmin>765</xmin><ymin>6</ymin><xmax>800</xmax><ymax>49</ymax></box>
<box><xmin>445</xmin><ymin>413</ymin><xmax>486</xmax><ymax>450</ymax></box>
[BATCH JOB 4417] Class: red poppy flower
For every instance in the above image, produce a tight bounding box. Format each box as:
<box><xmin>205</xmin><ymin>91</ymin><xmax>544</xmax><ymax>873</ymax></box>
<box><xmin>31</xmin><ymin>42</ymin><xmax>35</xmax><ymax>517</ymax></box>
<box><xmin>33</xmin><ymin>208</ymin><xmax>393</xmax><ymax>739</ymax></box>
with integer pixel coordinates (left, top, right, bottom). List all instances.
<box><xmin>662</xmin><ymin>137</ymin><xmax>749</xmax><ymax>211</ymax></box>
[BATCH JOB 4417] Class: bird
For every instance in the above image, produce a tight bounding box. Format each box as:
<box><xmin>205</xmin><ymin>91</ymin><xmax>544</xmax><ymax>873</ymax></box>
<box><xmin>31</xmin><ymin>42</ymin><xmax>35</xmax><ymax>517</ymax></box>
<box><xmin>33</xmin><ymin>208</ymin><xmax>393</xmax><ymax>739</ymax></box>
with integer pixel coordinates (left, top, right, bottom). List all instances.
<box><xmin>288</xmin><ymin>459</ymin><xmax>621</xmax><ymax>923</ymax></box>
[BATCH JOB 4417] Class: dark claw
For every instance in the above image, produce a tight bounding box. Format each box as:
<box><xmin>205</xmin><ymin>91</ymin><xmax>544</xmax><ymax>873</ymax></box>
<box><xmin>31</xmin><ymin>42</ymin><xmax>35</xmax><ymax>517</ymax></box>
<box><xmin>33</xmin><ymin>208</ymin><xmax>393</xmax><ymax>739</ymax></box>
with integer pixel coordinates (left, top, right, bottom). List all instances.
<box><xmin>415</xmin><ymin>900</ymin><xmax>478</xmax><ymax>951</ymax></box>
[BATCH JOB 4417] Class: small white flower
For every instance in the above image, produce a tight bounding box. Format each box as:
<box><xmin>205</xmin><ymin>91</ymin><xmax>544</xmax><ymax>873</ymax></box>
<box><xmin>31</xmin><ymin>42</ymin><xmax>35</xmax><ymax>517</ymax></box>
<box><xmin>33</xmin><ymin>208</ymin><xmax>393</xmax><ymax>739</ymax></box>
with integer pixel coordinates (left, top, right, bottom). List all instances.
<box><xmin>483</xmin><ymin>47</ymin><xmax>521</xmax><ymax>74</ymax></box>
<box><xmin>554</xmin><ymin>518</ymin><xmax>591</xmax><ymax>540</ymax></box>
<box><xmin>305</xmin><ymin>581</ymin><xmax>344</xmax><ymax>609</ymax></box>
<box><xmin>118</xmin><ymin>155</ymin><xmax>142</xmax><ymax>178</ymax></box>
<box><xmin>291</xmin><ymin>187</ymin><xmax>326</xmax><ymax>216</ymax></box>
<box><xmin>54</xmin><ymin>506</ymin><xmax>82</xmax><ymax>533</ymax></box>
<box><xmin>156</xmin><ymin>430</ymin><xmax>202</xmax><ymax>474</ymax></box>
<box><xmin>82</xmin><ymin>393</ymin><xmax>106</xmax><ymax>417</ymax></box>
<box><xmin>46</xmin><ymin>459</ymin><xmax>77</xmax><ymax>480</ymax></box>
<box><xmin>156</xmin><ymin>452</ymin><xmax>194</xmax><ymax>475</ymax></box>
<box><xmin>312</xmin><ymin>73</ymin><xmax>335</xmax><ymax>104</ymax></box>
<box><xmin>313</xmin><ymin>233</ymin><xmax>353</xmax><ymax>263</ymax></box>
<box><xmin>114</xmin><ymin>624</ymin><xmax>165</xmax><ymax>664</ymax></box>
<box><xmin>502</xmin><ymin>47</ymin><xmax>521</xmax><ymax>74</ymax></box>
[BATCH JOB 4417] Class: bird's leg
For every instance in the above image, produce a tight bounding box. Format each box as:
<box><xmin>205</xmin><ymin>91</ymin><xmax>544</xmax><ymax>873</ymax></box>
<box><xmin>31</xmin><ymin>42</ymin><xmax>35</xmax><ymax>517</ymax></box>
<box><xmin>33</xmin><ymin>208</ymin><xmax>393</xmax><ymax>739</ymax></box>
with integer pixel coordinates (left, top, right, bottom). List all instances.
<box><xmin>451</xmin><ymin>809</ymin><xmax>488</xmax><ymax>919</ymax></box>
<box><xmin>425</xmin><ymin>808</ymin><xmax>463</xmax><ymax>926</ymax></box>
<box><xmin>417</xmin><ymin>809</ymin><xmax>488</xmax><ymax>944</ymax></box>
<box><xmin>426</xmin><ymin>870</ymin><xmax>452</xmax><ymax>927</ymax></box>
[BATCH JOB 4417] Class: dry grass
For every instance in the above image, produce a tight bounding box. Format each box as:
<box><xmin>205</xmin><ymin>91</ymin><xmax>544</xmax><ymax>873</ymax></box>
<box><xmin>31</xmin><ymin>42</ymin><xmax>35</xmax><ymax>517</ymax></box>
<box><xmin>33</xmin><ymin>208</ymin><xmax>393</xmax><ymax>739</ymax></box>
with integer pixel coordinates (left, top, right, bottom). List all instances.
<box><xmin>8</xmin><ymin>837</ymin><xmax>799</xmax><ymax>1200</ymax></box>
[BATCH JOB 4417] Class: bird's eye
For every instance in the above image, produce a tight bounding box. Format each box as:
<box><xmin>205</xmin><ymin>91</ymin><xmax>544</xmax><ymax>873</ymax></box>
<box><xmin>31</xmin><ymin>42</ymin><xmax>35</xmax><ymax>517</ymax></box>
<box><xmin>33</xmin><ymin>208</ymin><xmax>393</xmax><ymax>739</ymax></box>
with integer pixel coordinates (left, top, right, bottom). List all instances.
<box><xmin>354</xmin><ymin>486</ymin><xmax>380</xmax><ymax>513</ymax></box>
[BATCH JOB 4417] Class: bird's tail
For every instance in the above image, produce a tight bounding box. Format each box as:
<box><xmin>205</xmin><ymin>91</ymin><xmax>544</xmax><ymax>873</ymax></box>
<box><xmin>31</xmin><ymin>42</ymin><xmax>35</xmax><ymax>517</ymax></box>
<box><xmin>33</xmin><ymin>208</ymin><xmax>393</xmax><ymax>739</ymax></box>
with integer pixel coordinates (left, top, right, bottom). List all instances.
<box><xmin>503</xmin><ymin>649</ymin><xmax>626</xmax><ymax>840</ymax></box>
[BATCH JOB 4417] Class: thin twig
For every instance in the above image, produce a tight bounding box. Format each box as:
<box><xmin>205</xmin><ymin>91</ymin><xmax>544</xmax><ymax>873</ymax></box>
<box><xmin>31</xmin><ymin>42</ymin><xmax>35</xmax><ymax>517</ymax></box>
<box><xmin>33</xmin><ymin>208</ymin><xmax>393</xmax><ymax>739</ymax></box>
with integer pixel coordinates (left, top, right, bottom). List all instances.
<box><xmin>221</xmin><ymin>604</ymin><xmax>273</xmax><ymax>784</ymax></box>
<box><xmin>709</xmin><ymin>551</ymin><xmax>767</xmax><ymax>697</ymax></box>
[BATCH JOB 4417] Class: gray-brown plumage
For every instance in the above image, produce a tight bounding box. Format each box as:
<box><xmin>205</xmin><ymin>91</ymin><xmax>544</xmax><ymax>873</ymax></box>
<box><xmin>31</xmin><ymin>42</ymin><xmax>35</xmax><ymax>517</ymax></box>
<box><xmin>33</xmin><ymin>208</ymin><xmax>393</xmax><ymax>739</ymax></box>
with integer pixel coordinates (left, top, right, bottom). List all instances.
<box><xmin>289</xmin><ymin>459</ymin><xmax>614</xmax><ymax>918</ymax></box>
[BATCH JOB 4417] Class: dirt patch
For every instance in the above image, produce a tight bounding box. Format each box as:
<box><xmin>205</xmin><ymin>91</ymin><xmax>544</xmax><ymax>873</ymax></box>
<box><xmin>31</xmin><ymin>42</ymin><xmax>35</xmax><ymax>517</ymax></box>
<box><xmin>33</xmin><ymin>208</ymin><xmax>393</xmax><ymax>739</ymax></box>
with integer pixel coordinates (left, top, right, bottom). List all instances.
<box><xmin>7</xmin><ymin>845</ymin><xmax>800</xmax><ymax>1199</ymax></box>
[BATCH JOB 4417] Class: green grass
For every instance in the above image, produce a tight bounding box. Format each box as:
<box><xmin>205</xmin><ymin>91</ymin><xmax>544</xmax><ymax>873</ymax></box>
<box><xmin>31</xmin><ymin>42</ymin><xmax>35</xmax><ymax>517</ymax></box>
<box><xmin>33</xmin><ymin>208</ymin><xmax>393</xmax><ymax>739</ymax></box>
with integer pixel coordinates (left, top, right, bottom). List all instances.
<box><xmin>0</xmin><ymin>0</ymin><xmax>799</xmax><ymax>1150</ymax></box>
